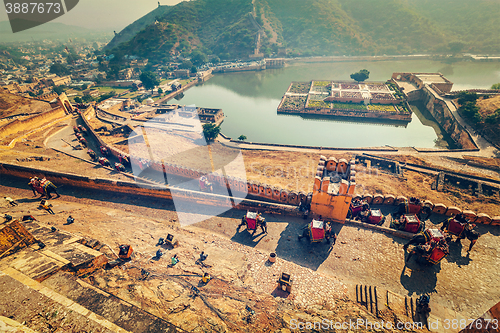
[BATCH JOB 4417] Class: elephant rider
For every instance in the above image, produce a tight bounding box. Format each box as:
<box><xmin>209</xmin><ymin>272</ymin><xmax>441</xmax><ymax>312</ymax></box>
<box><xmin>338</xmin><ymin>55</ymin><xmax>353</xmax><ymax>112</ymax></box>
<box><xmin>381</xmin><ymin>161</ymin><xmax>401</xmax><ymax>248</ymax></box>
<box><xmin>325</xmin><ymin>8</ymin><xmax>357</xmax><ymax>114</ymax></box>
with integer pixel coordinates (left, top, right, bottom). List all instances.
<box><xmin>99</xmin><ymin>157</ymin><xmax>110</xmax><ymax>167</ymax></box>
<box><xmin>28</xmin><ymin>177</ymin><xmax>42</xmax><ymax>196</ymax></box>
<box><xmin>412</xmin><ymin>240</ymin><xmax>435</xmax><ymax>258</ymax></box>
<box><xmin>115</xmin><ymin>163</ymin><xmax>125</xmax><ymax>172</ymax></box>
<box><xmin>359</xmin><ymin>203</ymin><xmax>370</xmax><ymax>220</ymax></box>
<box><xmin>79</xmin><ymin>137</ymin><xmax>87</xmax><ymax>147</ymax></box>
<box><xmin>257</xmin><ymin>213</ymin><xmax>267</xmax><ymax>233</ymax></box>
<box><xmin>324</xmin><ymin>222</ymin><xmax>336</xmax><ymax>244</ymax></box>
<box><xmin>87</xmin><ymin>149</ymin><xmax>97</xmax><ymax>160</ymax></box>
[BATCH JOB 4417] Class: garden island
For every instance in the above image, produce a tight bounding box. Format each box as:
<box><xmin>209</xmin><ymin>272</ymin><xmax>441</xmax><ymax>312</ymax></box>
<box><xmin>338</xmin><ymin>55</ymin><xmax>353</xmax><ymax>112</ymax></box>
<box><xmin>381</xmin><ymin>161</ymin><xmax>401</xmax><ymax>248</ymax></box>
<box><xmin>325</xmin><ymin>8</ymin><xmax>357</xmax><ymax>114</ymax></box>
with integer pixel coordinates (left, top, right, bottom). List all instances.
<box><xmin>277</xmin><ymin>79</ymin><xmax>412</xmax><ymax>122</ymax></box>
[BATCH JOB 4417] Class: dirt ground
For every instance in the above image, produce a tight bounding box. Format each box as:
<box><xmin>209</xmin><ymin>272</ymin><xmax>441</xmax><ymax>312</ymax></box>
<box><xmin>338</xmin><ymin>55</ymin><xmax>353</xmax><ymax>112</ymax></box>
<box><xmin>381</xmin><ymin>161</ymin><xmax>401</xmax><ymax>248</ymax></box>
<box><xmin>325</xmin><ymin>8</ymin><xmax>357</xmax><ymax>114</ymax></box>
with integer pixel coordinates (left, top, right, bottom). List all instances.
<box><xmin>0</xmin><ymin>184</ymin><xmax>426</xmax><ymax>333</ymax></box>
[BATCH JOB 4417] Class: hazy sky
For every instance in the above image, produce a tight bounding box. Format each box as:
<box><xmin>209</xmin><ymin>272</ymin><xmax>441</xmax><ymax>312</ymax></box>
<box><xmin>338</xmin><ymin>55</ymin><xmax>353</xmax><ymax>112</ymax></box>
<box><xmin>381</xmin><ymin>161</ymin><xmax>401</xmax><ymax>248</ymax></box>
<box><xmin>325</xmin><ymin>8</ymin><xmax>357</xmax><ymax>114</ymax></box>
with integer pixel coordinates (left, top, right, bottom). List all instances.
<box><xmin>1</xmin><ymin>0</ymin><xmax>184</xmax><ymax>31</ymax></box>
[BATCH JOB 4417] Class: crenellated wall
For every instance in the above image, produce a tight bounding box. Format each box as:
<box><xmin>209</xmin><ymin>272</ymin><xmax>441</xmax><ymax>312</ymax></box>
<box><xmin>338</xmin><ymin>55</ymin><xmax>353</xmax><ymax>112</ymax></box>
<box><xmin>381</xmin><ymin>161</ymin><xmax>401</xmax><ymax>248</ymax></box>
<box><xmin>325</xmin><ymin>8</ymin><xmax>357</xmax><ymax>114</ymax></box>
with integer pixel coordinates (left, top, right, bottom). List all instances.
<box><xmin>0</xmin><ymin>162</ymin><xmax>304</xmax><ymax>217</ymax></box>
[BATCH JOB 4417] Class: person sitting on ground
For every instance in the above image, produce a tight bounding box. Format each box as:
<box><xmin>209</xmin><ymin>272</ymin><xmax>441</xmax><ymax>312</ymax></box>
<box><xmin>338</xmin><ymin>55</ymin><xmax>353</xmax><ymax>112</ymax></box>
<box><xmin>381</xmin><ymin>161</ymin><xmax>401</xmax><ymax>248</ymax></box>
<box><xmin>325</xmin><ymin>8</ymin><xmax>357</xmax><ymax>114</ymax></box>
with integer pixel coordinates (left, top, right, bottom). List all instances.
<box><xmin>199</xmin><ymin>251</ymin><xmax>208</xmax><ymax>261</ymax></box>
<box><xmin>4</xmin><ymin>196</ymin><xmax>18</xmax><ymax>206</ymax></box>
<box><xmin>171</xmin><ymin>254</ymin><xmax>179</xmax><ymax>265</ymax></box>
<box><xmin>202</xmin><ymin>272</ymin><xmax>211</xmax><ymax>284</ymax></box>
<box><xmin>156</xmin><ymin>249</ymin><xmax>163</xmax><ymax>259</ymax></box>
<box><xmin>66</xmin><ymin>215</ymin><xmax>74</xmax><ymax>224</ymax></box>
<box><xmin>39</xmin><ymin>201</ymin><xmax>55</xmax><ymax>214</ymax></box>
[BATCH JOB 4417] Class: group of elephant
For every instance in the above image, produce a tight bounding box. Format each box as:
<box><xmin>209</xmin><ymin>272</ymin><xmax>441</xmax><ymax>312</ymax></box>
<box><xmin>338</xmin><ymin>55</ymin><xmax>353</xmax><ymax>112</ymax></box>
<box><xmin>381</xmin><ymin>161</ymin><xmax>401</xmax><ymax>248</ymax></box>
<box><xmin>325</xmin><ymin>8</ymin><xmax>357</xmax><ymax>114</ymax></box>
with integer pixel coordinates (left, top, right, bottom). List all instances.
<box><xmin>349</xmin><ymin>197</ymin><xmax>481</xmax><ymax>265</ymax></box>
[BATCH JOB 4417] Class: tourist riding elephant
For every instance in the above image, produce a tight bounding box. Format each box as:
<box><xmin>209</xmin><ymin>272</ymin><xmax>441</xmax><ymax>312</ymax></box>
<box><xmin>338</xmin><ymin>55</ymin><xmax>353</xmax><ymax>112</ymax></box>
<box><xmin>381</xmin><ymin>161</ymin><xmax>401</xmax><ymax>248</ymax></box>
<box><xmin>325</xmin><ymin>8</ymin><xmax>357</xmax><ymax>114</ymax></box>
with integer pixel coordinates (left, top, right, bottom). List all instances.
<box><xmin>87</xmin><ymin>149</ymin><xmax>98</xmax><ymax>161</ymax></box>
<box><xmin>393</xmin><ymin>197</ymin><xmax>431</xmax><ymax>221</ymax></box>
<box><xmin>441</xmin><ymin>214</ymin><xmax>480</xmax><ymax>251</ymax></box>
<box><xmin>28</xmin><ymin>177</ymin><xmax>60</xmax><ymax>199</ymax></box>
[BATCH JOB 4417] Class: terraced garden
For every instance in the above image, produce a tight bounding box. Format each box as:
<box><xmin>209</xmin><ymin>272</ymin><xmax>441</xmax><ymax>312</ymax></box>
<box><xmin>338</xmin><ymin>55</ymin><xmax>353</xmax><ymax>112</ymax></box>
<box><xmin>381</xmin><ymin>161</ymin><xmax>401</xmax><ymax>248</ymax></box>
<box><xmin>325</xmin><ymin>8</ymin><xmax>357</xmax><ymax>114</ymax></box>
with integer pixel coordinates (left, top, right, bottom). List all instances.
<box><xmin>306</xmin><ymin>95</ymin><xmax>330</xmax><ymax>109</ymax></box>
<box><xmin>288</xmin><ymin>82</ymin><xmax>311</xmax><ymax>94</ymax></box>
<box><xmin>330</xmin><ymin>102</ymin><xmax>367</xmax><ymax>111</ymax></box>
<box><xmin>308</xmin><ymin>94</ymin><xmax>328</xmax><ymax>100</ymax></box>
<box><xmin>281</xmin><ymin>96</ymin><xmax>307</xmax><ymax>109</ymax></box>
<box><xmin>367</xmin><ymin>104</ymin><xmax>398</xmax><ymax>112</ymax></box>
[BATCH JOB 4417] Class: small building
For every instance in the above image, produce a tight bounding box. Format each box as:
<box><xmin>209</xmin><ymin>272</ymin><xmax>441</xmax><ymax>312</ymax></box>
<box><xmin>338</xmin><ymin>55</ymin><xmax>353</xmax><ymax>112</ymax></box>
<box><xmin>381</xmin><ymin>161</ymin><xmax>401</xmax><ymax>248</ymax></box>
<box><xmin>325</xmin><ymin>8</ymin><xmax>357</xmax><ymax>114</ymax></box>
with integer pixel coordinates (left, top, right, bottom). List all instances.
<box><xmin>198</xmin><ymin>107</ymin><xmax>224</xmax><ymax>125</ymax></box>
<box><xmin>173</xmin><ymin>69</ymin><xmax>190</xmax><ymax>79</ymax></box>
<box><xmin>171</xmin><ymin>82</ymin><xmax>181</xmax><ymax>91</ymax></box>
<box><xmin>118</xmin><ymin>68</ymin><xmax>133</xmax><ymax>80</ymax></box>
<box><xmin>83</xmin><ymin>89</ymin><xmax>100</xmax><ymax>97</ymax></box>
<box><xmin>49</xmin><ymin>75</ymin><xmax>72</xmax><ymax>86</ymax></box>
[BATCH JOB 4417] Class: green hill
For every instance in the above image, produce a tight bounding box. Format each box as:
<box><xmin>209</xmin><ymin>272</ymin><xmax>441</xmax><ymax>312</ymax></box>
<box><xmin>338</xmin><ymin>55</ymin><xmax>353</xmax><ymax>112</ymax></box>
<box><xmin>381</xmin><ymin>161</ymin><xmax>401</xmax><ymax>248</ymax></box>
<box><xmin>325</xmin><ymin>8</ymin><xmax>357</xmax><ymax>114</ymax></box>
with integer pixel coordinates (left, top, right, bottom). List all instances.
<box><xmin>105</xmin><ymin>0</ymin><xmax>500</xmax><ymax>61</ymax></box>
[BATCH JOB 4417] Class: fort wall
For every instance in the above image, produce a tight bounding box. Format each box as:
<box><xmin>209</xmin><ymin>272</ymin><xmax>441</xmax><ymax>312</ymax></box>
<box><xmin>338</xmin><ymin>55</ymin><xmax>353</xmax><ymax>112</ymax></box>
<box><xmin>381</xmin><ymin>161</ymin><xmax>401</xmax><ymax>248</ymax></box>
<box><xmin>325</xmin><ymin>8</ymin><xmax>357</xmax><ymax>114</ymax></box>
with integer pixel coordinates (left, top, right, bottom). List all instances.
<box><xmin>0</xmin><ymin>106</ymin><xmax>66</xmax><ymax>141</ymax></box>
<box><xmin>420</xmin><ymin>85</ymin><xmax>477</xmax><ymax>149</ymax></box>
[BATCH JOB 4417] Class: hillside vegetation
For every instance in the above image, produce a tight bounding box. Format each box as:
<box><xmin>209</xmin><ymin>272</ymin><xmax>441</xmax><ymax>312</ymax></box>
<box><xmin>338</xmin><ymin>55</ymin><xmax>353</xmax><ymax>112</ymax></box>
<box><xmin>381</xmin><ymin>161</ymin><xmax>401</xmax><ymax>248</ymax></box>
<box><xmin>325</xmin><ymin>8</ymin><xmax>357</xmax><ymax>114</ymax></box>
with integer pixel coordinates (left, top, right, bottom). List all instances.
<box><xmin>105</xmin><ymin>0</ymin><xmax>500</xmax><ymax>61</ymax></box>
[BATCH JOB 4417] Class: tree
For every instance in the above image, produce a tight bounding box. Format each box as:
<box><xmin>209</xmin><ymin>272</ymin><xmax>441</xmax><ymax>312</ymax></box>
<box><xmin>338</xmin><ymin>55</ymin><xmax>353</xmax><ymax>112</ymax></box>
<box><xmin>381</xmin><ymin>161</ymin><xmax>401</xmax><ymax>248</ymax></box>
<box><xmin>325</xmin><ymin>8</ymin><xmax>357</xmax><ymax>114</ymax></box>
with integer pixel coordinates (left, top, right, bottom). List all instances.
<box><xmin>139</xmin><ymin>71</ymin><xmax>159</xmax><ymax>92</ymax></box>
<box><xmin>53</xmin><ymin>85</ymin><xmax>65</xmax><ymax>95</ymax></box>
<box><xmin>350</xmin><ymin>69</ymin><xmax>370</xmax><ymax>82</ymax></box>
<box><xmin>158</xmin><ymin>87</ymin><xmax>163</xmax><ymax>94</ymax></box>
<box><xmin>191</xmin><ymin>66</ymin><xmax>198</xmax><ymax>74</ymax></box>
<box><xmin>82</xmin><ymin>94</ymin><xmax>94</xmax><ymax>102</ymax></box>
<box><xmin>210</xmin><ymin>55</ymin><xmax>220</xmax><ymax>64</ymax></box>
<box><xmin>448</xmin><ymin>41</ymin><xmax>465</xmax><ymax>55</ymax></box>
<box><xmin>81</xmin><ymin>84</ymin><xmax>88</xmax><ymax>91</ymax></box>
<box><xmin>190</xmin><ymin>50</ymin><xmax>208</xmax><ymax>66</ymax></box>
<box><xmin>491</xmin><ymin>83</ymin><xmax>500</xmax><ymax>90</ymax></box>
<box><xmin>459</xmin><ymin>101</ymin><xmax>482</xmax><ymax>124</ymax></box>
<box><xmin>202</xmin><ymin>123</ymin><xmax>221</xmax><ymax>142</ymax></box>
<box><xmin>179</xmin><ymin>60</ymin><xmax>193</xmax><ymax>69</ymax></box>
<box><xmin>49</xmin><ymin>63</ymin><xmax>70</xmax><ymax>76</ymax></box>
<box><xmin>457</xmin><ymin>91</ymin><xmax>478</xmax><ymax>105</ymax></box>
<box><xmin>74</xmin><ymin>96</ymin><xmax>83</xmax><ymax>103</ymax></box>
<box><xmin>485</xmin><ymin>110</ymin><xmax>500</xmax><ymax>125</ymax></box>
<box><xmin>238</xmin><ymin>135</ymin><xmax>247</xmax><ymax>141</ymax></box>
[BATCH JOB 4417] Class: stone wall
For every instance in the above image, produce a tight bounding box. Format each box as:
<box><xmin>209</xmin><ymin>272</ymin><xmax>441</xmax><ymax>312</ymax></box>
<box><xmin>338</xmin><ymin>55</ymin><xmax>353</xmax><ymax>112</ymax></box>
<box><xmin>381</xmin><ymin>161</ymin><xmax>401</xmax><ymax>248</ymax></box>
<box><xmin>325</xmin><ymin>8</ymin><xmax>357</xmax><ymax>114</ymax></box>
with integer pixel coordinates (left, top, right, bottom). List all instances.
<box><xmin>0</xmin><ymin>106</ymin><xmax>66</xmax><ymax>142</ymax></box>
<box><xmin>421</xmin><ymin>86</ymin><xmax>477</xmax><ymax>150</ymax></box>
<box><xmin>0</xmin><ymin>162</ymin><xmax>302</xmax><ymax>217</ymax></box>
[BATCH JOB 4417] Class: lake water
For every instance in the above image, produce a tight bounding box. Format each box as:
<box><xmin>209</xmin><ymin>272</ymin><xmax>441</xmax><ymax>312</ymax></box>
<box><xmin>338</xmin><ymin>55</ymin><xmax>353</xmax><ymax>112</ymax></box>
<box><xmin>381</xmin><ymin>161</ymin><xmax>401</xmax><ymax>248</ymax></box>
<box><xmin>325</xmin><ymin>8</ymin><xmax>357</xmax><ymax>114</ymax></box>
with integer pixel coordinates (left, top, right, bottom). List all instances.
<box><xmin>170</xmin><ymin>59</ymin><xmax>500</xmax><ymax>148</ymax></box>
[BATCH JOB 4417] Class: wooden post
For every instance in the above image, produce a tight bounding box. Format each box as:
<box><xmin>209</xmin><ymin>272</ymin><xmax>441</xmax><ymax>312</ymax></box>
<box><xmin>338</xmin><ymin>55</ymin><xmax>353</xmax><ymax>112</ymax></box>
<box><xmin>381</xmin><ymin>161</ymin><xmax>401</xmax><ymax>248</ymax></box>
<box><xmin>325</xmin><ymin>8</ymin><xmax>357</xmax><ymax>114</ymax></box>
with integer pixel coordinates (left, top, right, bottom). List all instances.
<box><xmin>356</xmin><ymin>285</ymin><xmax>359</xmax><ymax>303</ymax></box>
<box><xmin>410</xmin><ymin>298</ymin><xmax>414</xmax><ymax>320</ymax></box>
<box><xmin>364</xmin><ymin>285</ymin><xmax>368</xmax><ymax>309</ymax></box>
<box><xmin>374</xmin><ymin>287</ymin><xmax>379</xmax><ymax>317</ymax></box>
<box><xmin>369</xmin><ymin>286</ymin><xmax>373</xmax><ymax>313</ymax></box>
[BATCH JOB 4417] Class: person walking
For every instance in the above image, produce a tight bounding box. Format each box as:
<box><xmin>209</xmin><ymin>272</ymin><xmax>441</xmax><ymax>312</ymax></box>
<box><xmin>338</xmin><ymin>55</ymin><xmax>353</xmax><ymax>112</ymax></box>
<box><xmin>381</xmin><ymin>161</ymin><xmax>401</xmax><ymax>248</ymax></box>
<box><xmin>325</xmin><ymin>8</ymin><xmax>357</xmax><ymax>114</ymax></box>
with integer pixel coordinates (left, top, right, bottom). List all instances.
<box><xmin>4</xmin><ymin>197</ymin><xmax>18</xmax><ymax>206</ymax></box>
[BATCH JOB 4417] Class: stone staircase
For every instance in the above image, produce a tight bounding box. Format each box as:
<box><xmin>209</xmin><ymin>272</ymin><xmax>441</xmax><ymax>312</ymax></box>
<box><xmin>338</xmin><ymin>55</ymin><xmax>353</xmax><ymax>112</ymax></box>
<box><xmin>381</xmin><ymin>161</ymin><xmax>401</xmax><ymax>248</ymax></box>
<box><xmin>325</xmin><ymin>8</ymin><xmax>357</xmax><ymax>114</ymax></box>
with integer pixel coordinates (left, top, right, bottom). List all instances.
<box><xmin>0</xmin><ymin>219</ymin><xmax>186</xmax><ymax>333</ymax></box>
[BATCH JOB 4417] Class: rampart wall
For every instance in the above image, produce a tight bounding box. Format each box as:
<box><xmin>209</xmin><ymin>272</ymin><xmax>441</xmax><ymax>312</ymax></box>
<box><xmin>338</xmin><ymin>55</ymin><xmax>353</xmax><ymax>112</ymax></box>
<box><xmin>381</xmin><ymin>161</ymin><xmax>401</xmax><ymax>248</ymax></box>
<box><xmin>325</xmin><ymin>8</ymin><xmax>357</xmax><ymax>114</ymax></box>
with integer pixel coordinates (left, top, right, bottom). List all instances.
<box><xmin>421</xmin><ymin>86</ymin><xmax>477</xmax><ymax>150</ymax></box>
<box><xmin>0</xmin><ymin>106</ymin><xmax>66</xmax><ymax>141</ymax></box>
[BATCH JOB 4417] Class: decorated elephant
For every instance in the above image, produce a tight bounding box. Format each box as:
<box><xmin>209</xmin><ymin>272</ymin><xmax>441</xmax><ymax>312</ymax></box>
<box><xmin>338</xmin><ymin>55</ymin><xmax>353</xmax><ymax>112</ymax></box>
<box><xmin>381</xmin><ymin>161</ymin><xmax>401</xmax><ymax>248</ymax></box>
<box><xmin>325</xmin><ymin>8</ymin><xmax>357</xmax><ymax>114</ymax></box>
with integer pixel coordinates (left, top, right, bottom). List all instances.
<box><xmin>28</xmin><ymin>177</ymin><xmax>60</xmax><ymax>199</ymax></box>
<box><xmin>237</xmin><ymin>211</ymin><xmax>267</xmax><ymax>235</ymax></box>
<box><xmin>441</xmin><ymin>214</ymin><xmax>480</xmax><ymax>251</ymax></box>
<box><xmin>393</xmin><ymin>197</ymin><xmax>431</xmax><ymax>221</ymax></box>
